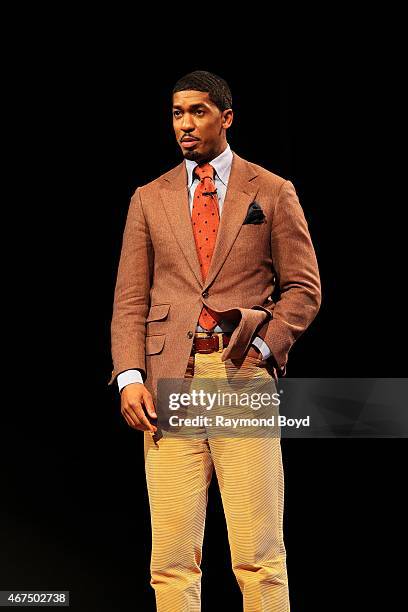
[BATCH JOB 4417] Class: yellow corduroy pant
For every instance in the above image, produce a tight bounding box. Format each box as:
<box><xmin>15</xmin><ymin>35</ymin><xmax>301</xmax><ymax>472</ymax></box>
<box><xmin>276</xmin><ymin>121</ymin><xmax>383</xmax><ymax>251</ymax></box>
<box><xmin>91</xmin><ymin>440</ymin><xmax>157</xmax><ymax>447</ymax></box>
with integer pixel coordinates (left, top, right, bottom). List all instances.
<box><xmin>144</xmin><ymin>333</ymin><xmax>290</xmax><ymax>611</ymax></box>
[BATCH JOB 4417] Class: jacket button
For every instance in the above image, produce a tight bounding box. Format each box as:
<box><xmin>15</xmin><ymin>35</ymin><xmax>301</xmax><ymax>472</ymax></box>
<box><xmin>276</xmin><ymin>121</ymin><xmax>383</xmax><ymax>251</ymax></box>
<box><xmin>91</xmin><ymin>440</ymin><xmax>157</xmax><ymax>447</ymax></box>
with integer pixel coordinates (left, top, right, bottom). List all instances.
<box><xmin>202</xmin><ymin>290</ymin><xmax>209</xmax><ymax>298</ymax></box>
<box><xmin>187</xmin><ymin>331</ymin><xmax>194</xmax><ymax>338</ymax></box>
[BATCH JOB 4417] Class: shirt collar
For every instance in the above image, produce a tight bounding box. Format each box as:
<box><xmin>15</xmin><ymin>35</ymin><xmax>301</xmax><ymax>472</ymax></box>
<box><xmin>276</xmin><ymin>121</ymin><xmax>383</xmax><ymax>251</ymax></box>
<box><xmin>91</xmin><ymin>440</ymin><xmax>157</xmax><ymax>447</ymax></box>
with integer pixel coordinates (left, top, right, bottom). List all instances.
<box><xmin>185</xmin><ymin>143</ymin><xmax>233</xmax><ymax>188</ymax></box>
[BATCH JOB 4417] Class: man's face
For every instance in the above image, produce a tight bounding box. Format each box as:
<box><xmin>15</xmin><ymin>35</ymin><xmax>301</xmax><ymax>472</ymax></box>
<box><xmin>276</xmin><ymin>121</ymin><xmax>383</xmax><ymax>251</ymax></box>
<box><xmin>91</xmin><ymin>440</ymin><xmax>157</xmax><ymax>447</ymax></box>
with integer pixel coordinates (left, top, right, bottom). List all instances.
<box><xmin>172</xmin><ymin>90</ymin><xmax>233</xmax><ymax>163</ymax></box>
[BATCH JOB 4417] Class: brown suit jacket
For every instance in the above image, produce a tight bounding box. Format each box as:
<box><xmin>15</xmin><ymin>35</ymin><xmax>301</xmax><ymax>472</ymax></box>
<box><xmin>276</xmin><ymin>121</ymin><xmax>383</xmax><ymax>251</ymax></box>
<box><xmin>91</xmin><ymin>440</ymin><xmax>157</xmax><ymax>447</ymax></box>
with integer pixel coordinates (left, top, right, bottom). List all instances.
<box><xmin>108</xmin><ymin>150</ymin><xmax>321</xmax><ymax>401</ymax></box>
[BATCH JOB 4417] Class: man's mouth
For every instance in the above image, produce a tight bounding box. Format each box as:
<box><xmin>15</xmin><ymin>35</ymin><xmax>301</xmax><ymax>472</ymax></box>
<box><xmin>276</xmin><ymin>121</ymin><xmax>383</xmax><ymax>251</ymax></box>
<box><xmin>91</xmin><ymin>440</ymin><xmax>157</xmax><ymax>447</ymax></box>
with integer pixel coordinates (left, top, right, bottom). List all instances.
<box><xmin>181</xmin><ymin>137</ymin><xmax>199</xmax><ymax>149</ymax></box>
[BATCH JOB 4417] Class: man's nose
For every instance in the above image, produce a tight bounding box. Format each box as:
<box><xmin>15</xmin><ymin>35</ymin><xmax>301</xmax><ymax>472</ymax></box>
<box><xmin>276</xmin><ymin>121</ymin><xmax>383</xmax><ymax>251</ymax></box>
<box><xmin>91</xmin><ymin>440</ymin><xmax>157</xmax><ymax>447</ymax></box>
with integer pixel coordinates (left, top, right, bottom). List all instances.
<box><xmin>180</xmin><ymin>113</ymin><xmax>195</xmax><ymax>131</ymax></box>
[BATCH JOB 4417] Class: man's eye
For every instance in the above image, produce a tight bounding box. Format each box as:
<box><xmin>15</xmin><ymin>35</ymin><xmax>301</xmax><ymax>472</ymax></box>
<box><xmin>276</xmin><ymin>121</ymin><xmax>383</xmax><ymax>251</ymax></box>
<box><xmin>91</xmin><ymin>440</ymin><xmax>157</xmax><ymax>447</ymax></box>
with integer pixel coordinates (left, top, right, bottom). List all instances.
<box><xmin>196</xmin><ymin>110</ymin><xmax>204</xmax><ymax>115</ymax></box>
<box><xmin>173</xmin><ymin>111</ymin><xmax>181</xmax><ymax>117</ymax></box>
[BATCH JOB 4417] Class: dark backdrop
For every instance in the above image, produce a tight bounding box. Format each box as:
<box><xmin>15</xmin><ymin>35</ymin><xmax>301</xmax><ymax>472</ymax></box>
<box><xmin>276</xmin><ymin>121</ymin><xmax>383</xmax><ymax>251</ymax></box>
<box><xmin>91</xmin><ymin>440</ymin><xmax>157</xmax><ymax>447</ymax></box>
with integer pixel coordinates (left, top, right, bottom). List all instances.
<box><xmin>2</xmin><ymin>36</ymin><xmax>405</xmax><ymax>612</ymax></box>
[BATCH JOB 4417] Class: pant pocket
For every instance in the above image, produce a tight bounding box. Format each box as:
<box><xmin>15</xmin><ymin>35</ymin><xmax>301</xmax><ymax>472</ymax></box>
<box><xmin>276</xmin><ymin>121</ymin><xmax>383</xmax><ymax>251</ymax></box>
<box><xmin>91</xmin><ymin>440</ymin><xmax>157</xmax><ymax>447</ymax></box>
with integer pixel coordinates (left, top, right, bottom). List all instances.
<box><xmin>230</xmin><ymin>355</ymin><xmax>266</xmax><ymax>368</ymax></box>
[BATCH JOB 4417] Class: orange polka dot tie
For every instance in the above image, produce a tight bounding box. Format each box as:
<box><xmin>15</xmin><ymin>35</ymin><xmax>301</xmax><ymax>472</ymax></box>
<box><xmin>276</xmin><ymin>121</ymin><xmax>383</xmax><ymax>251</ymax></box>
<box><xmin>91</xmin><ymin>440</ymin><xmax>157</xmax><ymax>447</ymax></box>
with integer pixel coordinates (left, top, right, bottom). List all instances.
<box><xmin>192</xmin><ymin>163</ymin><xmax>223</xmax><ymax>330</ymax></box>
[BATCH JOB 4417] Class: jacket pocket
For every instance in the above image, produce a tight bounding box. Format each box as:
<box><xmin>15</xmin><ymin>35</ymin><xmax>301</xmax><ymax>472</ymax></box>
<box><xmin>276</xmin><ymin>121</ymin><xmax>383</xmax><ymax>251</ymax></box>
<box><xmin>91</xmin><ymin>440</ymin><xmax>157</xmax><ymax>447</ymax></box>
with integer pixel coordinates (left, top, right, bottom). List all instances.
<box><xmin>146</xmin><ymin>303</ymin><xmax>170</xmax><ymax>323</ymax></box>
<box><xmin>145</xmin><ymin>334</ymin><xmax>166</xmax><ymax>355</ymax></box>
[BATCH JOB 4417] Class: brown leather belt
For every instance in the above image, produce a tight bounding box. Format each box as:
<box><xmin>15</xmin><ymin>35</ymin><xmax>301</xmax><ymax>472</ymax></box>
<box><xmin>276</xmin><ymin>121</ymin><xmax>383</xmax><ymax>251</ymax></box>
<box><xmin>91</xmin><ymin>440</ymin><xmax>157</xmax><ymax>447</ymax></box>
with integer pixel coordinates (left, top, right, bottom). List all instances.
<box><xmin>191</xmin><ymin>333</ymin><xmax>231</xmax><ymax>354</ymax></box>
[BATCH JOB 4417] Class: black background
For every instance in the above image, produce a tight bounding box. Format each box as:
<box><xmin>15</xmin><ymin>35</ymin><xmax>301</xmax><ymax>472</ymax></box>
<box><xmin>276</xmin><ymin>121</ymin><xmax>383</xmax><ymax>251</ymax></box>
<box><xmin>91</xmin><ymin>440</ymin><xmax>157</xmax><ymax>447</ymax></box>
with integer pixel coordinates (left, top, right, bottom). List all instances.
<box><xmin>2</xmin><ymin>26</ymin><xmax>405</xmax><ymax>612</ymax></box>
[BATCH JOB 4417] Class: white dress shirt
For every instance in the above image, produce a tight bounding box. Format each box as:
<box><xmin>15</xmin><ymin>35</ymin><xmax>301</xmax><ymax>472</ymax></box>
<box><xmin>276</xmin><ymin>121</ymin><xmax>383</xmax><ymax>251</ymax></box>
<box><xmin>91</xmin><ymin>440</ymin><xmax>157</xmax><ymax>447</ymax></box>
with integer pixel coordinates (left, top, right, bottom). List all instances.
<box><xmin>117</xmin><ymin>143</ymin><xmax>272</xmax><ymax>392</ymax></box>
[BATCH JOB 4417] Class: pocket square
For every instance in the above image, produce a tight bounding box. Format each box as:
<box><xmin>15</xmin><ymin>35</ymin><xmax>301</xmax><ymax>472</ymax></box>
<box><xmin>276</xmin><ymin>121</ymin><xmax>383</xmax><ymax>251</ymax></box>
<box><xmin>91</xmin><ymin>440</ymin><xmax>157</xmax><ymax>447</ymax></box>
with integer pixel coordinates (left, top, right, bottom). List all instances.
<box><xmin>243</xmin><ymin>201</ymin><xmax>266</xmax><ymax>225</ymax></box>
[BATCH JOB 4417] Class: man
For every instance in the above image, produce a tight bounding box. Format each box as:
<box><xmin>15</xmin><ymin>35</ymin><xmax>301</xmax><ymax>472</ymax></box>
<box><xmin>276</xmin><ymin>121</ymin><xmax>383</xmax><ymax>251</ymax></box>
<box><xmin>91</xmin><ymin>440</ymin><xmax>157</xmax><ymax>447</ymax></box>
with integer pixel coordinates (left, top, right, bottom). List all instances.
<box><xmin>109</xmin><ymin>70</ymin><xmax>321</xmax><ymax>611</ymax></box>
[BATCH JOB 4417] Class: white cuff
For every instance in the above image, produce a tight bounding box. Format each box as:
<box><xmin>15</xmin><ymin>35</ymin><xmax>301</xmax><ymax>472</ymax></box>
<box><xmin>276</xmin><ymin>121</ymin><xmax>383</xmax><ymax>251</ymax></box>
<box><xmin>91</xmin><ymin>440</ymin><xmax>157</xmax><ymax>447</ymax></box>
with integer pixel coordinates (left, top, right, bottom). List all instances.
<box><xmin>252</xmin><ymin>335</ymin><xmax>272</xmax><ymax>360</ymax></box>
<box><xmin>117</xmin><ymin>369</ymin><xmax>144</xmax><ymax>393</ymax></box>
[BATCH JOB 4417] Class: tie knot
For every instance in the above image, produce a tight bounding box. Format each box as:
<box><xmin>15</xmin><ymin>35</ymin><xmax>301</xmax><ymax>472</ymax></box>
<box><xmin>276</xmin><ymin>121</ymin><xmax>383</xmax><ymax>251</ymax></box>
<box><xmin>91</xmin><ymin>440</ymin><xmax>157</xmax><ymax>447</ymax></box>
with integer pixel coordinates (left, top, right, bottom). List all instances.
<box><xmin>194</xmin><ymin>163</ymin><xmax>215</xmax><ymax>182</ymax></box>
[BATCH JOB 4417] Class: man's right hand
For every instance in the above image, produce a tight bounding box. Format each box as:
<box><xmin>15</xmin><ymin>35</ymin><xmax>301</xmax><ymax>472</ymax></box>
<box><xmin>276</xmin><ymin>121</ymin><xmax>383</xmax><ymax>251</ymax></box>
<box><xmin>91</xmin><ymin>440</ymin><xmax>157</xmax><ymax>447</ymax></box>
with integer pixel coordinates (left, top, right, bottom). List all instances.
<box><xmin>120</xmin><ymin>383</ymin><xmax>157</xmax><ymax>433</ymax></box>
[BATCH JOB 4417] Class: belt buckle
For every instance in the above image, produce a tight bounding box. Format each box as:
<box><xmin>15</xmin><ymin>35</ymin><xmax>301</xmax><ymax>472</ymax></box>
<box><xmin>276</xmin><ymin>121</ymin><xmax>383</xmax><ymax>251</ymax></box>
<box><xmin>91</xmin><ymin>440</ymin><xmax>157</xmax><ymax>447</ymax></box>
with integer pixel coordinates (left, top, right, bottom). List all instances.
<box><xmin>195</xmin><ymin>331</ymin><xmax>219</xmax><ymax>354</ymax></box>
<box><xmin>209</xmin><ymin>331</ymin><xmax>221</xmax><ymax>353</ymax></box>
<box><xmin>203</xmin><ymin>331</ymin><xmax>218</xmax><ymax>354</ymax></box>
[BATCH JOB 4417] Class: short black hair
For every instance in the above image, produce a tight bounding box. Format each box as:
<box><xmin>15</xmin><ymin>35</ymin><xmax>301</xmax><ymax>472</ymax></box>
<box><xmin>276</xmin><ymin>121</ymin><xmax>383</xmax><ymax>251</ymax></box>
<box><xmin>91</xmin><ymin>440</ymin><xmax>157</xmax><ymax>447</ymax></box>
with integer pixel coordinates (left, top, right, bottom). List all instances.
<box><xmin>172</xmin><ymin>70</ymin><xmax>232</xmax><ymax>112</ymax></box>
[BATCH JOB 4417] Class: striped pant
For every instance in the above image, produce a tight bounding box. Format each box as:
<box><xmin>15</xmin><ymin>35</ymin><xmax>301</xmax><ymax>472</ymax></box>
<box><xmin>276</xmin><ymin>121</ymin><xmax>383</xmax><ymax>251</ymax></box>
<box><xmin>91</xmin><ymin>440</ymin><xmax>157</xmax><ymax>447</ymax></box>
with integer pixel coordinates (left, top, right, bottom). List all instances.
<box><xmin>144</xmin><ymin>333</ymin><xmax>290</xmax><ymax>611</ymax></box>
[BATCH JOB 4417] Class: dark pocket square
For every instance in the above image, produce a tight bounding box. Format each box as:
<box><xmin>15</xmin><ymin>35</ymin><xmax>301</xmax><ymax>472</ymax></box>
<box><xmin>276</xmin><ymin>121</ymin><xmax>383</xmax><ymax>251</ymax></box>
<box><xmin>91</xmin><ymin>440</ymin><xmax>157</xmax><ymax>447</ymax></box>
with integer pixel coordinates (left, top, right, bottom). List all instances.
<box><xmin>243</xmin><ymin>201</ymin><xmax>266</xmax><ymax>225</ymax></box>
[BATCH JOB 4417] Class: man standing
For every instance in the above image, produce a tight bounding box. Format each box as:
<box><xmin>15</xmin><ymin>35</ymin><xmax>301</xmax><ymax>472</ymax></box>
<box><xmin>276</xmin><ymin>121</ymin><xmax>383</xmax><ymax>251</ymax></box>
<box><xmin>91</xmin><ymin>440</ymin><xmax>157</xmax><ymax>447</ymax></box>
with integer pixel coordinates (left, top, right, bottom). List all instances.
<box><xmin>109</xmin><ymin>70</ymin><xmax>321</xmax><ymax>611</ymax></box>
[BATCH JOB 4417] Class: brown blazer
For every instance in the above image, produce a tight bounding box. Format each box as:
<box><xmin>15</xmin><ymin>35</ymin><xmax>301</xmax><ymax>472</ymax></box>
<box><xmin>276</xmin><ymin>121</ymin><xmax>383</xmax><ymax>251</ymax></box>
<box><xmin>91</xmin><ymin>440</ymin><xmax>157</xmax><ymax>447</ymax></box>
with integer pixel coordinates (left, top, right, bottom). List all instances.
<box><xmin>108</xmin><ymin>150</ymin><xmax>321</xmax><ymax>401</ymax></box>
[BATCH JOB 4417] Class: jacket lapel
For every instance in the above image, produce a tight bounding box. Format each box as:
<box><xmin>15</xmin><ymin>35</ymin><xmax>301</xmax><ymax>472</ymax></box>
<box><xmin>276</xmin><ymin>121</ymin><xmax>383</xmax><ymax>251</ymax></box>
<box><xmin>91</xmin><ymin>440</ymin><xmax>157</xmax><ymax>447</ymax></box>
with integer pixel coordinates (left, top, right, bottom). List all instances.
<box><xmin>159</xmin><ymin>151</ymin><xmax>259</xmax><ymax>288</ymax></box>
<box><xmin>159</xmin><ymin>164</ymin><xmax>202</xmax><ymax>286</ymax></box>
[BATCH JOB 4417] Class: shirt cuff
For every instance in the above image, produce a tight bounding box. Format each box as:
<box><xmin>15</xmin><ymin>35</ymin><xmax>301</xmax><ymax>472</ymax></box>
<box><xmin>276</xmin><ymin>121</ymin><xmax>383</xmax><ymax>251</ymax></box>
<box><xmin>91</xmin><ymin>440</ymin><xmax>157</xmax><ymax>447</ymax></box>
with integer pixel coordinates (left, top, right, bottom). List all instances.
<box><xmin>252</xmin><ymin>335</ymin><xmax>272</xmax><ymax>360</ymax></box>
<box><xmin>117</xmin><ymin>369</ymin><xmax>144</xmax><ymax>393</ymax></box>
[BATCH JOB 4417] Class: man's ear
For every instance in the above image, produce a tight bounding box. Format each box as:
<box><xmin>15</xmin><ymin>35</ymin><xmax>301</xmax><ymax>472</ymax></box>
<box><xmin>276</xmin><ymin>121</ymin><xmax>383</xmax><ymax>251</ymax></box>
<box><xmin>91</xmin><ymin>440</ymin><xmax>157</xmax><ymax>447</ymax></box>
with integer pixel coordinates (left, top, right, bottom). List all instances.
<box><xmin>222</xmin><ymin>109</ymin><xmax>233</xmax><ymax>129</ymax></box>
